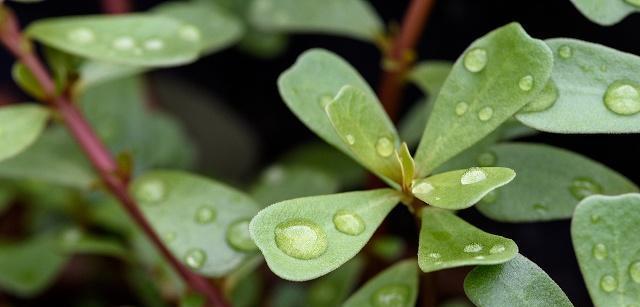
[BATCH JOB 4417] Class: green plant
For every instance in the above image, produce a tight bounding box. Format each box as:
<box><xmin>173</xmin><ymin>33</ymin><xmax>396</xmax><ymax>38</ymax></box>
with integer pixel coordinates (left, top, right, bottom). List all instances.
<box><xmin>0</xmin><ymin>0</ymin><xmax>639</xmax><ymax>306</ymax></box>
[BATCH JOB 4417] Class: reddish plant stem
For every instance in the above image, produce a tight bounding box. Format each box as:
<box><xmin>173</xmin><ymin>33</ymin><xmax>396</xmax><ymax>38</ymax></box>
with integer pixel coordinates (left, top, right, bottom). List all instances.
<box><xmin>377</xmin><ymin>0</ymin><xmax>436</xmax><ymax>121</ymax></box>
<box><xmin>0</xmin><ymin>9</ymin><xmax>227</xmax><ymax>307</ymax></box>
<box><xmin>101</xmin><ymin>0</ymin><xmax>132</xmax><ymax>14</ymax></box>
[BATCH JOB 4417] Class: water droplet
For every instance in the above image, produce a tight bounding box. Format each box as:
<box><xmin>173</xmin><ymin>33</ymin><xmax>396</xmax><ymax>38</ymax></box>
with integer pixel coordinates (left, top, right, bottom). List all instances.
<box><xmin>521</xmin><ymin>80</ymin><xmax>559</xmax><ymax>113</ymax></box>
<box><xmin>163</xmin><ymin>232</ymin><xmax>176</xmax><ymax>243</ymax></box>
<box><xmin>143</xmin><ymin>39</ymin><xmax>164</xmax><ymax>51</ymax></box>
<box><xmin>184</xmin><ymin>248</ymin><xmax>207</xmax><ymax>269</ymax></box>
<box><xmin>477</xmin><ymin>151</ymin><xmax>496</xmax><ymax>166</ymax></box>
<box><xmin>195</xmin><ymin>206</ymin><xmax>216</xmax><ymax>224</ymax></box>
<box><xmin>67</xmin><ymin>27</ymin><xmax>95</xmax><ymax>44</ymax></box>
<box><xmin>593</xmin><ymin>243</ymin><xmax>608</xmax><ymax>260</ymax></box>
<box><xmin>603</xmin><ymin>80</ymin><xmax>640</xmax><ymax>116</ymax></box>
<box><xmin>558</xmin><ymin>45</ymin><xmax>573</xmax><ymax>59</ymax></box>
<box><xmin>518</xmin><ymin>75</ymin><xmax>534</xmax><ymax>92</ymax></box>
<box><xmin>135</xmin><ymin>179</ymin><xmax>166</xmax><ymax>204</ymax></box>
<box><xmin>264</xmin><ymin>166</ymin><xmax>285</xmax><ymax>183</ymax></box>
<box><xmin>477</xmin><ymin>106</ymin><xmax>494</xmax><ymax>122</ymax></box>
<box><xmin>412</xmin><ymin>181</ymin><xmax>434</xmax><ymax>195</ymax></box>
<box><xmin>112</xmin><ymin>36</ymin><xmax>136</xmax><ymax>50</ymax></box>
<box><xmin>490</xmin><ymin>244</ymin><xmax>506</xmax><ymax>254</ymax></box>
<box><xmin>630</xmin><ymin>261</ymin><xmax>640</xmax><ymax>283</ymax></box>
<box><xmin>625</xmin><ymin>0</ymin><xmax>640</xmax><ymax>8</ymax></box>
<box><xmin>370</xmin><ymin>284</ymin><xmax>410</xmax><ymax>307</ymax></box>
<box><xmin>460</xmin><ymin>167</ymin><xmax>487</xmax><ymax>185</ymax></box>
<box><xmin>591</xmin><ymin>214</ymin><xmax>600</xmax><ymax>223</ymax></box>
<box><xmin>481</xmin><ymin>190</ymin><xmax>498</xmax><ymax>204</ymax></box>
<box><xmin>455</xmin><ymin>102</ymin><xmax>469</xmax><ymax>116</ymax></box>
<box><xmin>464</xmin><ymin>243</ymin><xmax>483</xmax><ymax>253</ymax></box>
<box><xmin>333</xmin><ymin>210</ymin><xmax>365</xmax><ymax>236</ymax></box>
<box><xmin>533</xmin><ymin>203</ymin><xmax>548</xmax><ymax>213</ymax></box>
<box><xmin>376</xmin><ymin>137</ymin><xmax>394</xmax><ymax>158</ymax></box>
<box><xmin>179</xmin><ymin>25</ymin><xmax>201</xmax><ymax>42</ymax></box>
<box><xmin>464</xmin><ymin>48</ymin><xmax>488</xmax><ymax>73</ymax></box>
<box><xmin>569</xmin><ymin>177</ymin><xmax>603</xmax><ymax>201</ymax></box>
<box><xmin>600</xmin><ymin>275</ymin><xmax>617</xmax><ymax>292</ymax></box>
<box><xmin>226</xmin><ymin>220</ymin><xmax>256</xmax><ymax>252</ymax></box>
<box><xmin>474</xmin><ymin>255</ymin><xmax>486</xmax><ymax>260</ymax></box>
<box><xmin>61</xmin><ymin>228</ymin><xmax>82</xmax><ymax>246</ymax></box>
<box><xmin>275</xmin><ymin>219</ymin><xmax>328</xmax><ymax>260</ymax></box>
<box><xmin>428</xmin><ymin>252</ymin><xmax>441</xmax><ymax>259</ymax></box>
<box><xmin>345</xmin><ymin>134</ymin><xmax>356</xmax><ymax>145</ymax></box>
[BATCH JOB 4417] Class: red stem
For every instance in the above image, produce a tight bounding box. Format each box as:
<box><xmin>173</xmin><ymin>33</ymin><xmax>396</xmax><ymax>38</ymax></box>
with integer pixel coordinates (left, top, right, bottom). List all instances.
<box><xmin>101</xmin><ymin>0</ymin><xmax>132</xmax><ymax>14</ymax></box>
<box><xmin>0</xmin><ymin>8</ymin><xmax>227</xmax><ymax>307</ymax></box>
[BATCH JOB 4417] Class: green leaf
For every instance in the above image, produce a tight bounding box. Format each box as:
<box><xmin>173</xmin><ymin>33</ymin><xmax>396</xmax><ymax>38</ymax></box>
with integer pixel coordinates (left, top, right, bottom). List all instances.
<box><xmin>475</xmin><ymin>143</ymin><xmax>637</xmax><ymax>222</ymax></box>
<box><xmin>464</xmin><ymin>254</ymin><xmax>573</xmax><ymax>307</ymax></box>
<box><xmin>0</xmin><ymin>184</ymin><xmax>14</xmax><ymax>214</ymax></box>
<box><xmin>399</xmin><ymin>99</ymin><xmax>431</xmax><ymax>147</ymax></box>
<box><xmin>250</xmin><ymin>189</ymin><xmax>402</xmax><ymax>281</ymax></box>
<box><xmin>412</xmin><ymin>167</ymin><xmax>515</xmax><ymax>210</ymax></box>
<box><xmin>572</xmin><ymin>193</ymin><xmax>640</xmax><ymax>306</ymax></box>
<box><xmin>306</xmin><ymin>256</ymin><xmax>364</xmax><ymax>307</ymax></box>
<box><xmin>0</xmin><ymin>105</ymin><xmax>50</xmax><ymax>163</ymax></box>
<box><xmin>152</xmin><ymin>1</ymin><xmax>244</xmax><ymax>55</ymax></box>
<box><xmin>130</xmin><ymin>170</ymin><xmax>260</xmax><ymax>277</ymax></box>
<box><xmin>343</xmin><ymin>259</ymin><xmax>418</xmax><ymax>307</ymax></box>
<box><xmin>370</xmin><ymin>235</ymin><xmax>407</xmax><ymax>261</ymax></box>
<box><xmin>77</xmin><ymin>61</ymin><xmax>145</xmax><ymax>93</ymax></box>
<box><xmin>248</xmin><ymin>0</ymin><xmax>383</xmax><ymax>42</ymax></box>
<box><xmin>409</xmin><ymin>61</ymin><xmax>454</xmax><ymax>96</ymax></box>
<box><xmin>26</xmin><ymin>14</ymin><xmax>201</xmax><ymax>67</ymax></box>
<box><xmin>12</xmin><ymin>63</ymin><xmax>46</xmax><ymax>100</ymax></box>
<box><xmin>418</xmin><ymin>208</ymin><xmax>517</xmax><ymax>273</ymax></box>
<box><xmin>180</xmin><ymin>293</ymin><xmax>206</xmax><ymax>307</ymax></box>
<box><xmin>250</xmin><ymin>164</ymin><xmax>339</xmax><ymax>206</ymax></box>
<box><xmin>326</xmin><ymin>85</ymin><xmax>402</xmax><ymax>186</ymax></box>
<box><xmin>397</xmin><ymin>143</ymin><xmax>415</xmax><ymax>192</ymax></box>
<box><xmin>516</xmin><ymin>38</ymin><xmax>640</xmax><ymax>133</ymax></box>
<box><xmin>569</xmin><ymin>0</ymin><xmax>640</xmax><ymax>25</ymax></box>
<box><xmin>57</xmin><ymin>228</ymin><xmax>127</xmax><ymax>258</ymax></box>
<box><xmin>414</xmin><ymin>23</ymin><xmax>553</xmax><ymax>176</ymax></box>
<box><xmin>236</xmin><ymin>30</ymin><xmax>288</xmax><ymax>58</ymax></box>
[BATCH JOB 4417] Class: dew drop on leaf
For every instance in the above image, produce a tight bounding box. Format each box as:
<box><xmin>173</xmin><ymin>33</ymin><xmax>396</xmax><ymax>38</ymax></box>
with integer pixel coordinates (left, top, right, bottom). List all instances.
<box><xmin>489</xmin><ymin>244</ymin><xmax>506</xmax><ymax>254</ymax></box>
<box><xmin>345</xmin><ymin>134</ymin><xmax>356</xmax><ymax>145</ymax></box>
<box><xmin>463</xmin><ymin>48</ymin><xmax>488</xmax><ymax>73</ymax></box>
<box><xmin>464</xmin><ymin>243</ymin><xmax>483</xmax><ymax>253</ymax></box>
<box><xmin>600</xmin><ymin>275</ymin><xmax>618</xmax><ymax>292</ymax></box>
<box><xmin>375</xmin><ymin>137</ymin><xmax>394</xmax><ymax>158</ymax></box>
<box><xmin>226</xmin><ymin>220</ymin><xmax>256</xmax><ymax>252</ymax></box>
<box><xmin>592</xmin><ymin>243</ymin><xmax>608</xmax><ymax>260</ymax></box>
<box><xmin>135</xmin><ymin>179</ymin><xmax>166</xmax><ymax>204</ymax></box>
<box><xmin>569</xmin><ymin>177</ymin><xmax>603</xmax><ymax>200</ymax></box>
<box><xmin>428</xmin><ymin>252</ymin><xmax>441</xmax><ymax>259</ymax></box>
<box><xmin>163</xmin><ymin>232</ymin><xmax>176</xmax><ymax>243</ymax></box>
<box><xmin>558</xmin><ymin>45</ymin><xmax>573</xmax><ymax>59</ymax></box>
<box><xmin>603</xmin><ymin>81</ymin><xmax>640</xmax><ymax>116</ymax></box>
<box><xmin>184</xmin><ymin>248</ymin><xmax>207</xmax><ymax>269</ymax></box>
<box><xmin>411</xmin><ymin>182</ymin><xmax>434</xmax><ymax>195</ymax></box>
<box><xmin>477</xmin><ymin>106</ymin><xmax>494</xmax><ymax>121</ymax></box>
<box><xmin>264</xmin><ymin>165</ymin><xmax>285</xmax><ymax>183</ymax></box>
<box><xmin>630</xmin><ymin>261</ymin><xmax>640</xmax><ymax>283</ymax></box>
<box><xmin>275</xmin><ymin>219</ymin><xmax>328</xmax><ymax>260</ymax></box>
<box><xmin>476</xmin><ymin>151</ymin><xmax>497</xmax><ymax>166</ymax></box>
<box><xmin>194</xmin><ymin>206</ymin><xmax>217</xmax><ymax>224</ymax></box>
<box><xmin>460</xmin><ymin>167</ymin><xmax>487</xmax><ymax>185</ymax></box>
<box><xmin>518</xmin><ymin>75</ymin><xmax>534</xmax><ymax>92</ymax></box>
<box><xmin>67</xmin><ymin>27</ymin><xmax>95</xmax><ymax>44</ymax></box>
<box><xmin>533</xmin><ymin>203</ymin><xmax>548</xmax><ymax>213</ymax></box>
<box><xmin>143</xmin><ymin>39</ymin><xmax>164</xmax><ymax>51</ymax></box>
<box><xmin>521</xmin><ymin>80</ymin><xmax>559</xmax><ymax>113</ymax></box>
<box><xmin>112</xmin><ymin>36</ymin><xmax>136</xmax><ymax>51</ymax></box>
<box><xmin>370</xmin><ymin>284</ymin><xmax>410</xmax><ymax>307</ymax></box>
<box><xmin>333</xmin><ymin>210</ymin><xmax>365</xmax><ymax>236</ymax></box>
<box><xmin>455</xmin><ymin>102</ymin><xmax>469</xmax><ymax>116</ymax></box>
<box><xmin>179</xmin><ymin>25</ymin><xmax>201</xmax><ymax>42</ymax></box>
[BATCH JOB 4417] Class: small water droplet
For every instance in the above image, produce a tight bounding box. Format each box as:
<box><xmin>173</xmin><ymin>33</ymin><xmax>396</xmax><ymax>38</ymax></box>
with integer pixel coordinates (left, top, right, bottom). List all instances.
<box><xmin>464</xmin><ymin>243</ymin><xmax>483</xmax><ymax>253</ymax></box>
<box><xmin>600</xmin><ymin>275</ymin><xmax>617</xmax><ymax>292</ymax></box>
<box><xmin>533</xmin><ymin>203</ymin><xmax>548</xmax><ymax>213</ymax></box>
<box><xmin>455</xmin><ymin>102</ymin><xmax>469</xmax><ymax>116</ymax></box>
<box><xmin>521</xmin><ymin>80</ymin><xmax>559</xmax><ymax>113</ymax></box>
<box><xmin>591</xmin><ymin>214</ymin><xmax>600</xmax><ymax>223</ymax></box>
<box><xmin>428</xmin><ymin>252</ymin><xmax>441</xmax><ymax>259</ymax></box>
<box><xmin>333</xmin><ymin>210</ymin><xmax>365</xmax><ymax>236</ymax></box>
<box><xmin>163</xmin><ymin>232</ymin><xmax>176</xmax><ymax>243</ymax></box>
<box><xmin>179</xmin><ymin>25</ymin><xmax>201</xmax><ymax>42</ymax></box>
<box><xmin>569</xmin><ymin>177</ymin><xmax>603</xmax><ymax>200</ymax></box>
<box><xmin>135</xmin><ymin>179</ymin><xmax>166</xmax><ymax>204</ymax></box>
<box><xmin>61</xmin><ymin>228</ymin><xmax>82</xmax><ymax>246</ymax></box>
<box><xmin>477</xmin><ymin>106</ymin><xmax>494</xmax><ymax>121</ymax></box>
<box><xmin>112</xmin><ymin>36</ymin><xmax>136</xmax><ymax>50</ymax></box>
<box><xmin>460</xmin><ymin>167</ymin><xmax>487</xmax><ymax>185</ymax></box>
<box><xmin>593</xmin><ymin>243</ymin><xmax>608</xmax><ymax>260</ymax></box>
<box><xmin>275</xmin><ymin>219</ymin><xmax>328</xmax><ymax>260</ymax></box>
<box><xmin>464</xmin><ymin>48</ymin><xmax>488</xmax><ymax>73</ymax></box>
<box><xmin>143</xmin><ymin>39</ymin><xmax>164</xmax><ymax>51</ymax></box>
<box><xmin>481</xmin><ymin>190</ymin><xmax>498</xmax><ymax>204</ymax></box>
<box><xmin>411</xmin><ymin>181</ymin><xmax>434</xmax><ymax>195</ymax></box>
<box><xmin>474</xmin><ymin>255</ymin><xmax>486</xmax><ymax>260</ymax></box>
<box><xmin>625</xmin><ymin>0</ymin><xmax>640</xmax><ymax>8</ymax></box>
<box><xmin>264</xmin><ymin>166</ymin><xmax>285</xmax><ymax>183</ymax></box>
<box><xmin>477</xmin><ymin>151</ymin><xmax>497</xmax><ymax>166</ymax></box>
<box><xmin>490</xmin><ymin>244</ymin><xmax>506</xmax><ymax>254</ymax></box>
<box><xmin>375</xmin><ymin>137</ymin><xmax>394</xmax><ymax>158</ymax></box>
<box><xmin>345</xmin><ymin>134</ymin><xmax>356</xmax><ymax>145</ymax></box>
<box><xmin>558</xmin><ymin>45</ymin><xmax>573</xmax><ymax>59</ymax></box>
<box><xmin>603</xmin><ymin>80</ymin><xmax>640</xmax><ymax>116</ymax></box>
<box><xmin>371</xmin><ymin>284</ymin><xmax>410</xmax><ymax>307</ymax></box>
<box><xmin>518</xmin><ymin>75</ymin><xmax>534</xmax><ymax>92</ymax></box>
<box><xmin>226</xmin><ymin>220</ymin><xmax>256</xmax><ymax>252</ymax></box>
<box><xmin>629</xmin><ymin>261</ymin><xmax>640</xmax><ymax>283</ymax></box>
<box><xmin>67</xmin><ymin>27</ymin><xmax>95</xmax><ymax>44</ymax></box>
<box><xmin>184</xmin><ymin>248</ymin><xmax>207</xmax><ymax>269</ymax></box>
<box><xmin>195</xmin><ymin>206</ymin><xmax>216</xmax><ymax>224</ymax></box>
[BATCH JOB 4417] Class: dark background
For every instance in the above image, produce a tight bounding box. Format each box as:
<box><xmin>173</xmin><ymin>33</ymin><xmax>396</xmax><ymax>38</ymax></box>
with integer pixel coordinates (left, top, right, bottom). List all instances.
<box><xmin>3</xmin><ymin>0</ymin><xmax>640</xmax><ymax>306</ymax></box>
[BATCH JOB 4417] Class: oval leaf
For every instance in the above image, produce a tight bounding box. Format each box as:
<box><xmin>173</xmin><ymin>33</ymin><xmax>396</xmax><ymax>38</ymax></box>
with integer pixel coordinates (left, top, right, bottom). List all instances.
<box><xmin>343</xmin><ymin>259</ymin><xmax>418</xmax><ymax>307</ymax></box>
<box><xmin>412</xmin><ymin>167</ymin><xmax>515</xmax><ymax>210</ymax></box>
<box><xmin>517</xmin><ymin>38</ymin><xmax>640</xmax><ymax>133</ymax></box>
<box><xmin>572</xmin><ymin>193</ymin><xmax>640</xmax><ymax>306</ymax></box>
<box><xmin>464</xmin><ymin>254</ymin><xmax>573</xmax><ymax>307</ymax></box>
<box><xmin>0</xmin><ymin>105</ymin><xmax>49</xmax><ymax>162</ymax></box>
<box><xmin>249</xmin><ymin>189</ymin><xmax>402</xmax><ymax>281</ymax></box>
<box><xmin>26</xmin><ymin>14</ymin><xmax>201</xmax><ymax>67</ymax></box>
<box><xmin>476</xmin><ymin>143</ymin><xmax>637</xmax><ymax>222</ymax></box>
<box><xmin>408</xmin><ymin>61</ymin><xmax>453</xmax><ymax>96</ymax></box>
<box><xmin>130</xmin><ymin>170</ymin><xmax>260</xmax><ymax>277</ymax></box>
<box><xmin>569</xmin><ymin>0</ymin><xmax>640</xmax><ymax>25</ymax></box>
<box><xmin>414</xmin><ymin>22</ymin><xmax>553</xmax><ymax>176</ymax></box>
<box><xmin>418</xmin><ymin>208</ymin><xmax>518</xmax><ymax>273</ymax></box>
<box><xmin>306</xmin><ymin>256</ymin><xmax>364</xmax><ymax>307</ymax></box>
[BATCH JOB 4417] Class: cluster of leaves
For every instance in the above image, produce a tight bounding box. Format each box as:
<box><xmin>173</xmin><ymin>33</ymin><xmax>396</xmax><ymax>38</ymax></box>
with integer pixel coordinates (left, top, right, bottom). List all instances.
<box><xmin>0</xmin><ymin>0</ymin><xmax>639</xmax><ymax>306</ymax></box>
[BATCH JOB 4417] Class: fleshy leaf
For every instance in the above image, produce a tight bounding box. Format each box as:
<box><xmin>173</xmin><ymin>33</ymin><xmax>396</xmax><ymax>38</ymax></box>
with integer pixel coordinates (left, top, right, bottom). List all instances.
<box><xmin>572</xmin><ymin>193</ymin><xmax>640</xmax><ymax>306</ymax></box>
<box><xmin>306</xmin><ymin>256</ymin><xmax>364</xmax><ymax>307</ymax></box>
<box><xmin>464</xmin><ymin>254</ymin><xmax>573</xmax><ymax>306</ymax></box>
<box><xmin>412</xmin><ymin>167</ymin><xmax>515</xmax><ymax>210</ymax></box>
<box><xmin>12</xmin><ymin>63</ymin><xmax>46</xmax><ymax>100</ymax></box>
<box><xmin>26</xmin><ymin>14</ymin><xmax>201</xmax><ymax>67</ymax></box>
<box><xmin>397</xmin><ymin>143</ymin><xmax>415</xmax><ymax>192</ymax></box>
<box><xmin>476</xmin><ymin>143</ymin><xmax>637</xmax><ymax>222</ymax></box>
<box><xmin>57</xmin><ymin>228</ymin><xmax>127</xmax><ymax>258</ymax></box>
<box><xmin>0</xmin><ymin>105</ymin><xmax>49</xmax><ymax>162</ymax></box>
<box><xmin>569</xmin><ymin>0</ymin><xmax>640</xmax><ymax>26</ymax></box>
<box><xmin>414</xmin><ymin>23</ymin><xmax>553</xmax><ymax>176</ymax></box>
<box><xmin>418</xmin><ymin>208</ymin><xmax>517</xmax><ymax>273</ymax></box>
<box><xmin>325</xmin><ymin>85</ymin><xmax>402</xmax><ymax>186</ymax></box>
<box><xmin>248</xmin><ymin>0</ymin><xmax>383</xmax><ymax>42</ymax></box>
<box><xmin>130</xmin><ymin>170</ymin><xmax>260</xmax><ymax>277</ymax></box>
<box><xmin>408</xmin><ymin>61</ymin><xmax>454</xmax><ymax>96</ymax></box>
<box><xmin>250</xmin><ymin>189</ymin><xmax>402</xmax><ymax>281</ymax></box>
<box><xmin>517</xmin><ymin>38</ymin><xmax>640</xmax><ymax>133</ymax></box>
<box><xmin>343</xmin><ymin>259</ymin><xmax>418</xmax><ymax>307</ymax></box>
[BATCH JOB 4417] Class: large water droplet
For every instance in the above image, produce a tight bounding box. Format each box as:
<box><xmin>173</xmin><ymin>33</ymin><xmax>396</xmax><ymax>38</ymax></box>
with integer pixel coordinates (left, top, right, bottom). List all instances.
<box><xmin>135</xmin><ymin>179</ymin><xmax>166</xmax><ymax>204</ymax></box>
<box><xmin>67</xmin><ymin>27</ymin><xmax>95</xmax><ymax>44</ymax></box>
<box><xmin>477</xmin><ymin>107</ymin><xmax>494</xmax><ymax>122</ymax></box>
<box><xmin>112</xmin><ymin>36</ymin><xmax>136</xmax><ymax>50</ymax></box>
<box><xmin>481</xmin><ymin>190</ymin><xmax>498</xmax><ymax>204</ymax></box>
<box><xmin>569</xmin><ymin>177</ymin><xmax>603</xmax><ymax>200</ymax></box>
<box><xmin>226</xmin><ymin>220</ymin><xmax>256</xmax><ymax>252</ymax></box>
<box><xmin>603</xmin><ymin>81</ymin><xmax>640</xmax><ymax>116</ymax></box>
<box><xmin>179</xmin><ymin>25</ymin><xmax>201</xmax><ymax>42</ymax></box>
<box><xmin>370</xmin><ymin>284</ymin><xmax>410</xmax><ymax>307</ymax></box>
<box><xmin>521</xmin><ymin>81</ymin><xmax>559</xmax><ymax>113</ymax></box>
<box><xmin>464</xmin><ymin>48</ymin><xmax>488</xmax><ymax>73</ymax></box>
<box><xmin>275</xmin><ymin>219</ymin><xmax>328</xmax><ymax>260</ymax></box>
<box><xmin>460</xmin><ymin>167</ymin><xmax>487</xmax><ymax>185</ymax></box>
<box><xmin>558</xmin><ymin>45</ymin><xmax>573</xmax><ymax>59</ymax></box>
<box><xmin>630</xmin><ymin>261</ymin><xmax>640</xmax><ymax>283</ymax></box>
<box><xmin>477</xmin><ymin>151</ymin><xmax>497</xmax><ymax>167</ymax></box>
<box><xmin>195</xmin><ymin>206</ymin><xmax>216</xmax><ymax>224</ymax></box>
<box><xmin>625</xmin><ymin>0</ymin><xmax>640</xmax><ymax>7</ymax></box>
<box><xmin>464</xmin><ymin>243</ymin><xmax>483</xmax><ymax>253</ymax></box>
<box><xmin>600</xmin><ymin>275</ymin><xmax>617</xmax><ymax>292</ymax></box>
<box><xmin>143</xmin><ymin>39</ymin><xmax>164</xmax><ymax>51</ymax></box>
<box><xmin>592</xmin><ymin>243</ymin><xmax>608</xmax><ymax>260</ymax></box>
<box><xmin>455</xmin><ymin>102</ymin><xmax>469</xmax><ymax>116</ymax></box>
<box><xmin>518</xmin><ymin>75</ymin><xmax>534</xmax><ymax>92</ymax></box>
<box><xmin>184</xmin><ymin>248</ymin><xmax>207</xmax><ymax>269</ymax></box>
<box><xmin>412</xmin><ymin>181</ymin><xmax>434</xmax><ymax>195</ymax></box>
<box><xmin>489</xmin><ymin>244</ymin><xmax>505</xmax><ymax>254</ymax></box>
<box><xmin>376</xmin><ymin>137</ymin><xmax>394</xmax><ymax>158</ymax></box>
<box><xmin>333</xmin><ymin>210</ymin><xmax>365</xmax><ymax>236</ymax></box>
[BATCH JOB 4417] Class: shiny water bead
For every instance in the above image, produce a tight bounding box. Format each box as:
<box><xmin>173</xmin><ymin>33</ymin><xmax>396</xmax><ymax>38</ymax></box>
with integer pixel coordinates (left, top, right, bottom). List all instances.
<box><xmin>569</xmin><ymin>177</ymin><xmax>603</xmax><ymax>200</ymax></box>
<box><xmin>67</xmin><ymin>27</ymin><xmax>95</xmax><ymax>44</ymax></box>
<box><xmin>603</xmin><ymin>81</ymin><xmax>640</xmax><ymax>116</ymax></box>
<box><xmin>593</xmin><ymin>243</ymin><xmax>608</xmax><ymax>260</ymax></box>
<box><xmin>376</xmin><ymin>137</ymin><xmax>394</xmax><ymax>157</ymax></box>
<box><xmin>460</xmin><ymin>167</ymin><xmax>487</xmax><ymax>185</ymax></box>
<box><xmin>112</xmin><ymin>36</ymin><xmax>136</xmax><ymax>50</ymax></box>
<box><xmin>411</xmin><ymin>181</ymin><xmax>434</xmax><ymax>195</ymax></box>
<box><xmin>518</xmin><ymin>75</ymin><xmax>534</xmax><ymax>92</ymax></box>
<box><xmin>135</xmin><ymin>179</ymin><xmax>166</xmax><ymax>204</ymax></box>
<box><xmin>533</xmin><ymin>203</ymin><xmax>548</xmax><ymax>213</ymax></box>
<box><xmin>179</xmin><ymin>25</ymin><xmax>201</xmax><ymax>42</ymax></box>
<box><xmin>194</xmin><ymin>206</ymin><xmax>216</xmax><ymax>224</ymax></box>
<box><xmin>477</xmin><ymin>107</ymin><xmax>494</xmax><ymax>121</ymax></box>
<box><xmin>275</xmin><ymin>219</ymin><xmax>328</xmax><ymax>260</ymax></box>
<box><xmin>464</xmin><ymin>243</ymin><xmax>483</xmax><ymax>253</ymax></box>
<box><xmin>370</xmin><ymin>284</ymin><xmax>410</xmax><ymax>307</ymax></box>
<box><xmin>143</xmin><ymin>39</ymin><xmax>164</xmax><ymax>51</ymax></box>
<box><xmin>463</xmin><ymin>48</ymin><xmax>488</xmax><ymax>73</ymax></box>
<box><xmin>333</xmin><ymin>211</ymin><xmax>365</xmax><ymax>236</ymax></box>
<box><xmin>455</xmin><ymin>102</ymin><xmax>469</xmax><ymax>116</ymax></box>
<box><xmin>184</xmin><ymin>248</ymin><xmax>207</xmax><ymax>269</ymax></box>
<box><xmin>600</xmin><ymin>275</ymin><xmax>617</xmax><ymax>292</ymax></box>
<box><xmin>489</xmin><ymin>244</ymin><xmax>505</xmax><ymax>254</ymax></box>
<box><xmin>345</xmin><ymin>134</ymin><xmax>356</xmax><ymax>145</ymax></box>
<box><xmin>226</xmin><ymin>220</ymin><xmax>256</xmax><ymax>252</ymax></box>
<box><xmin>521</xmin><ymin>81</ymin><xmax>559</xmax><ymax>113</ymax></box>
<box><xmin>558</xmin><ymin>45</ymin><xmax>573</xmax><ymax>59</ymax></box>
